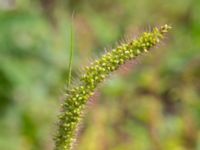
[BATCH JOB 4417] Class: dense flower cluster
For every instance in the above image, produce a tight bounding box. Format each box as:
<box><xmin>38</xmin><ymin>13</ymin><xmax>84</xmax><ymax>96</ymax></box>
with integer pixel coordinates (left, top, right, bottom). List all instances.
<box><xmin>55</xmin><ymin>24</ymin><xmax>171</xmax><ymax>150</ymax></box>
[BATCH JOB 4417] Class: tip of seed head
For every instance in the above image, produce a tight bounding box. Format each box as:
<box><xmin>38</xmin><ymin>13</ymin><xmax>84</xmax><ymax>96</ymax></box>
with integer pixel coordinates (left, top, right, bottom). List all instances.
<box><xmin>160</xmin><ymin>24</ymin><xmax>172</xmax><ymax>33</ymax></box>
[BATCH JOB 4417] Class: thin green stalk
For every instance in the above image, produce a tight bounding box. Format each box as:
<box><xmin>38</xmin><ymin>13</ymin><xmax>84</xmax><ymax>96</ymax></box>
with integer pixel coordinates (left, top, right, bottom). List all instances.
<box><xmin>67</xmin><ymin>14</ymin><xmax>74</xmax><ymax>87</ymax></box>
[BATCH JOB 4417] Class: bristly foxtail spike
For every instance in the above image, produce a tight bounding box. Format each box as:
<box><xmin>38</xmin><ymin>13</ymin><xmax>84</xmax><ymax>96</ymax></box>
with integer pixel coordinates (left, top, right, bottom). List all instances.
<box><xmin>54</xmin><ymin>25</ymin><xmax>171</xmax><ymax>150</ymax></box>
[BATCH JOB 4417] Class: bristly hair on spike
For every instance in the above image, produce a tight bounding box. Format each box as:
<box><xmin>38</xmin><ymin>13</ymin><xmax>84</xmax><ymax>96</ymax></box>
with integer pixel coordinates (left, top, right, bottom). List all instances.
<box><xmin>54</xmin><ymin>24</ymin><xmax>171</xmax><ymax>150</ymax></box>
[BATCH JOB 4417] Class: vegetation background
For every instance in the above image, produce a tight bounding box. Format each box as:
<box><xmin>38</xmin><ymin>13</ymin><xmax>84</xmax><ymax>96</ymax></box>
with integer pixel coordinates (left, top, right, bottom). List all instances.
<box><xmin>0</xmin><ymin>0</ymin><xmax>199</xmax><ymax>150</ymax></box>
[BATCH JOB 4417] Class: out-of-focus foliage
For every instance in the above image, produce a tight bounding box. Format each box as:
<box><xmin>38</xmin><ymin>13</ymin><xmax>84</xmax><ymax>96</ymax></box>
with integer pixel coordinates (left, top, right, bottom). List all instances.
<box><xmin>0</xmin><ymin>0</ymin><xmax>199</xmax><ymax>150</ymax></box>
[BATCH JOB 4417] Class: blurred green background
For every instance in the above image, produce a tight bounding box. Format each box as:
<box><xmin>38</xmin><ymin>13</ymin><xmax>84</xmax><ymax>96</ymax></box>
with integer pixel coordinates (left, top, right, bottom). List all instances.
<box><xmin>0</xmin><ymin>0</ymin><xmax>200</xmax><ymax>150</ymax></box>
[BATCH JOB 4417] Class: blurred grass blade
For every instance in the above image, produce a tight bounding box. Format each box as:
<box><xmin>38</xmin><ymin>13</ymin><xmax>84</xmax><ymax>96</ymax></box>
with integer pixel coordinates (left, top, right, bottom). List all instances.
<box><xmin>67</xmin><ymin>13</ymin><xmax>75</xmax><ymax>87</ymax></box>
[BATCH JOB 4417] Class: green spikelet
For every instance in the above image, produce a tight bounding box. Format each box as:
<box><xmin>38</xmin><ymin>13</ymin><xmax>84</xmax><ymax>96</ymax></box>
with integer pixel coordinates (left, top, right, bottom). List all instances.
<box><xmin>54</xmin><ymin>24</ymin><xmax>171</xmax><ymax>150</ymax></box>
